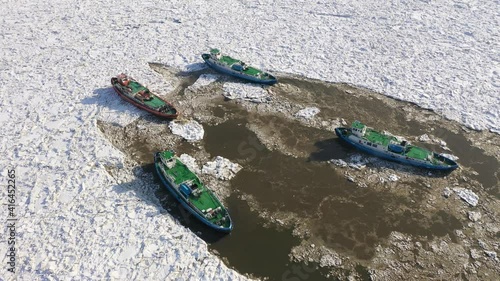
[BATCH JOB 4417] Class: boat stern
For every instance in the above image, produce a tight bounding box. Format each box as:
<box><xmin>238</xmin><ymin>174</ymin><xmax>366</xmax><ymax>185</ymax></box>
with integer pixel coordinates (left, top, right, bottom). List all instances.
<box><xmin>216</xmin><ymin>216</ymin><xmax>233</xmax><ymax>233</ymax></box>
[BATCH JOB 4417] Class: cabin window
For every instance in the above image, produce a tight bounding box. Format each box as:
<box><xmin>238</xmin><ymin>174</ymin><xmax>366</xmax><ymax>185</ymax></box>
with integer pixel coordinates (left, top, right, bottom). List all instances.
<box><xmin>367</xmin><ymin>142</ymin><xmax>372</xmax><ymax>146</ymax></box>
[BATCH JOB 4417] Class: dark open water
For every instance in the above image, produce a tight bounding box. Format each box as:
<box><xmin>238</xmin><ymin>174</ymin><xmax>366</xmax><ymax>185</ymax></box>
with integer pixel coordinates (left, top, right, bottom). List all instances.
<box><xmin>101</xmin><ymin>70</ymin><xmax>499</xmax><ymax>280</ymax></box>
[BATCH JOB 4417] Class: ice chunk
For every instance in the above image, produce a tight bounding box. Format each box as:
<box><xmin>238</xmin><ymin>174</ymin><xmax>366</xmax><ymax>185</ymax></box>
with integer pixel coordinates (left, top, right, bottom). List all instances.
<box><xmin>484</xmin><ymin>250</ymin><xmax>498</xmax><ymax>260</ymax></box>
<box><xmin>202</xmin><ymin>156</ymin><xmax>242</xmax><ymax>180</ymax></box>
<box><xmin>347</xmin><ymin>154</ymin><xmax>368</xmax><ymax>170</ymax></box>
<box><xmin>179</xmin><ymin>154</ymin><xmax>200</xmax><ymax>174</ymax></box>
<box><xmin>468</xmin><ymin>211</ymin><xmax>481</xmax><ymax>222</ymax></box>
<box><xmin>169</xmin><ymin>120</ymin><xmax>204</xmax><ymax>142</ymax></box>
<box><xmin>388</xmin><ymin>174</ymin><xmax>400</xmax><ymax>182</ymax></box>
<box><xmin>418</xmin><ymin>134</ymin><xmax>431</xmax><ymax>142</ymax></box>
<box><xmin>440</xmin><ymin>153</ymin><xmax>459</xmax><ymax>161</ymax></box>
<box><xmin>443</xmin><ymin>187</ymin><xmax>453</xmax><ymax>198</ymax></box>
<box><xmin>470</xmin><ymin>249</ymin><xmax>481</xmax><ymax>259</ymax></box>
<box><xmin>295</xmin><ymin>107</ymin><xmax>320</xmax><ymax>119</ymax></box>
<box><xmin>453</xmin><ymin>188</ymin><xmax>479</xmax><ymax>206</ymax></box>
<box><xmin>330</xmin><ymin>159</ymin><xmax>348</xmax><ymax>167</ymax></box>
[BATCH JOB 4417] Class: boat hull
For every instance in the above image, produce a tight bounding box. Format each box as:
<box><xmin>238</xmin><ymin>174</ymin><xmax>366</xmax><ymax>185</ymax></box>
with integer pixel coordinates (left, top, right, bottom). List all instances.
<box><xmin>335</xmin><ymin>128</ymin><xmax>458</xmax><ymax>171</ymax></box>
<box><xmin>202</xmin><ymin>55</ymin><xmax>277</xmax><ymax>85</ymax></box>
<box><xmin>111</xmin><ymin>78</ymin><xmax>179</xmax><ymax>119</ymax></box>
<box><xmin>154</xmin><ymin>153</ymin><xmax>233</xmax><ymax>233</ymax></box>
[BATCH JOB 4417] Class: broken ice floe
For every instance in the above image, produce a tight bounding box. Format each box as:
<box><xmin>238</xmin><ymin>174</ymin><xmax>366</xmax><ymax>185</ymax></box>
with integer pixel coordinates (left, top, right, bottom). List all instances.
<box><xmin>478</xmin><ymin>239</ymin><xmax>487</xmax><ymax>249</ymax></box>
<box><xmin>329</xmin><ymin>159</ymin><xmax>348</xmax><ymax>167</ymax></box>
<box><xmin>295</xmin><ymin>107</ymin><xmax>320</xmax><ymax>119</ymax></box>
<box><xmin>418</xmin><ymin>134</ymin><xmax>450</xmax><ymax>150</ymax></box>
<box><xmin>329</xmin><ymin>154</ymin><xmax>372</xmax><ymax>170</ymax></box>
<box><xmin>440</xmin><ymin>153</ymin><xmax>459</xmax><ymax>161</ymax></box>
<box><xmin>388</xmin><ymin>174</ymin><xmax>400</xmax><ymax>182</ymax></box>
<box><xmin>202</xmin><ymin>156</ymin><xmax>242</xmax><ymax>180</ymax></box>
<box><xmin>443</xmin><ymin>187</ymin><xmax>453</xmax><ymax>198</ymax></box>
<box><xmin>470</xmin><ymin>249</ymin><xmax>482</xmax><ymax>259</ymax></box>
<box><xmin>468</xmin><ymin>211</ymin><xmax>481</xmax><ymax>222</ymax></box>
<box><xmin>484</xmin><ymin>250</ymin><xmax>498</xmax><ymax>261</ymax></box>
<box><xmin>453</xmin><ymin>187</ymin><xmax>479</xmax><ymax>206</ymax></box>
<box><xmin>179</xmin><ymin>154</ymin><xmax>200</xmax><ymax>174</ymax></box>
<box><xmin>168</xmin><ymin>120</ymin><xmax>204</xmax><ymax>141</ymax></box>
<box><xmin>418</xmin><ymin>134</ymin><xmax>431</xmax><ymax>142</ymax></box>
<box><xmin>222</xmin><ymin>82</ymin><xmax>270</xmax><ymax>103</ymax></box>
<box><xmin>346</xmin><ymin>154</ymin><xmax>370</xmax><ymax>170</ymax></box>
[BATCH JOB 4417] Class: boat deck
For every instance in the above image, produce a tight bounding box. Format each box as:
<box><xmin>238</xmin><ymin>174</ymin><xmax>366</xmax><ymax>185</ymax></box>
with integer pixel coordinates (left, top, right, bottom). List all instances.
<box><xmin>219</xmin><ymin>55</ymin><xmax>240</xmax><ymax>66</ymax></box>
<box><xmin>159</xmin><ymin>152</ymin><xmax>226</xmax><ymax>222</ymax></box>
<box><xmin>126</xmin><ymin>81</ymin><xmax>166</xmax><ymax>109</ymax></box>
<box><xmin>405</xmin><ymin>146</ymin><xmax>432</xmax><ymax>161</ymax></box>
<box><xmin>219</xmin><ymin>55</ymin><xmax>264</xmax><ymax>77</ymax></box>
<box><xmin>361</xmin><ymin>128</ymin><xmax>434</xmax><ymax>161</ymax></box>
<box><xmin>364</xmin><ymin>129</ymin><xmax>395</xmax><ymax>146</ymax></box>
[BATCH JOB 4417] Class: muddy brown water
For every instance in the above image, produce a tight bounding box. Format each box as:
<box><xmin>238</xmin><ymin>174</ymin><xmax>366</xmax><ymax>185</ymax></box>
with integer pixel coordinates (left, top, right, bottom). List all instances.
<box><xmin>98</xmin><ymin>69</ymin><xmax>499</xmax><ymax>281</ymax></box>
<box><xmin>203</xmin><ymin>118</ymin><xmax>462</xmax><ymax>260</ymax></box>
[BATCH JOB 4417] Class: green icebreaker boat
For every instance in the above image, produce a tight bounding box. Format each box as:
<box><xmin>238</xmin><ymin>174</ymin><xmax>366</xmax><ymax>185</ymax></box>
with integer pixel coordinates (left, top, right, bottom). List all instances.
<box><xmin>335</xmin><ymin>121</ymin><xmax>458</xmax><ymax>171</ymax></box>
<box><xmin>154</xmin><ymin>150</ymin><xmax>233</xmax><ymax>232</ymax></box>
<box><xmin>202</xmin><ymin>48</ymin><xmax>277</xmax><ymax>85</ymax></box>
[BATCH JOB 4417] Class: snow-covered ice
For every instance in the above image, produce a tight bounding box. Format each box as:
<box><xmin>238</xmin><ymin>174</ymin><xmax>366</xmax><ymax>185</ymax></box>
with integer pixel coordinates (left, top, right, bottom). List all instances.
<box><xmin>169</xmin><ymin>120</ymin><xmax>204</xmax><ymax>142</ymax></box>
<box><xmin>222</xmin><ymin>82</ymin><xmax>270</xmax><ymax>103</ymax></box>
<box><xmin>295</xmin><ymin>107</ymin><xmax>320</xmax><ymax>119</ymax></box>
<box><xmin>1</xmin><ymin>0</ymin><xmax>498</xmax><ymax>279</ymax></box>
<box><xmin>202</xmin><ymin>156</ymin><xmax>243</xmax><ymax>181</ymax></box>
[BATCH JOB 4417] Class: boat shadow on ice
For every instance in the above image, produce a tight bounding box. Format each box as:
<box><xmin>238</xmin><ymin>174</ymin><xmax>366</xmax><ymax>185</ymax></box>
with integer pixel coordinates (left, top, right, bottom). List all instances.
<box><xmin>84</xmin><ymin>88</ymin><xmax>175</xmax><ymax>126</ymax></box>
<box><xmin>83</xmin><ymin>87</ymin><xmax>147</xmax><ymax>122</ymax></box>
<box><xmin>310</xmin><ymin>138</ymin><xmax>455</xmax><ymax>177</ymax></box>
<box><xmin>112</xmin><ymin>164</ymin><xmax>228</xmax><ymax>243</ymax></box>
